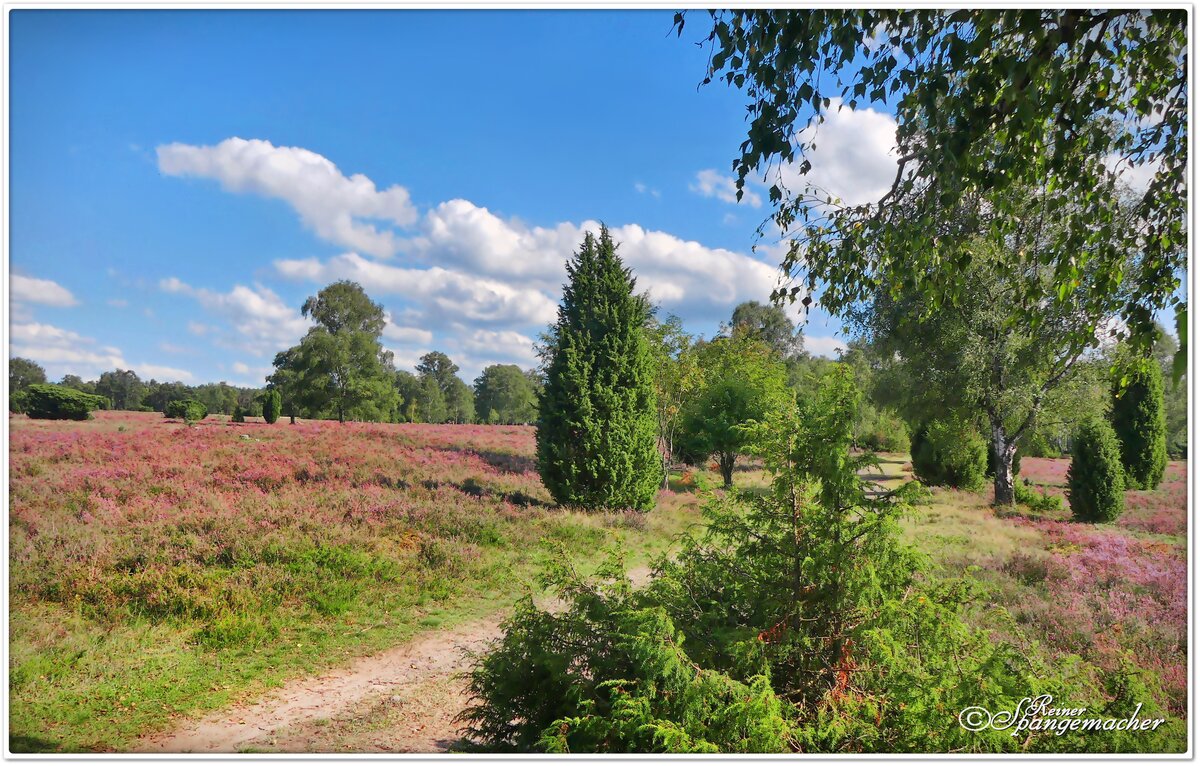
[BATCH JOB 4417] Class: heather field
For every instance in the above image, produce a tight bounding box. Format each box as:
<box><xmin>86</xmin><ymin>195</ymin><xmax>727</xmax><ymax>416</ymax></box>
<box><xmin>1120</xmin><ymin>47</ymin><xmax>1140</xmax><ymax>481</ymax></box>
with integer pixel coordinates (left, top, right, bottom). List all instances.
<box><xmin>8</xmin><ymin>411</ymin><xmax>699</xmax><ymax>752</ymax></box>
<box><xmin>7</xmin><ymin>414</ymin><xmax>1190</xmax><ymax>753</ymax></box>
<box><xmin>901</xmin><ymin>455</ymin><xmax>1189</xmax><ymax>727</ymax></box>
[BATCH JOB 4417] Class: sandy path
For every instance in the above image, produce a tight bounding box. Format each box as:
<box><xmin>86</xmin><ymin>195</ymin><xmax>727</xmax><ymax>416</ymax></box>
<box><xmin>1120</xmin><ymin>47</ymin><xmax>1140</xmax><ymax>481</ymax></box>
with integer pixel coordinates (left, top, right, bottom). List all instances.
<box><xmin>137</xmin><ymin>567</ymin><xmax>651</xmax><ymax>754</ymax></box>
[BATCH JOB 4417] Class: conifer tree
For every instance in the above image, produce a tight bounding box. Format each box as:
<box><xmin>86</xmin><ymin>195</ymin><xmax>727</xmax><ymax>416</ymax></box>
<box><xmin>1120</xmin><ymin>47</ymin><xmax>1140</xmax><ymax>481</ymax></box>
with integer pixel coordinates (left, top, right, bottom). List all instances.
<box><xmin>537</xmin><ymin>226</ymin><xmax>662</xmax><ymax>510</ymax></box>
<box><xmin>1110</xmin><ymin>358</ymin><xmax>1168</xmax><ymax>490</ymax></box>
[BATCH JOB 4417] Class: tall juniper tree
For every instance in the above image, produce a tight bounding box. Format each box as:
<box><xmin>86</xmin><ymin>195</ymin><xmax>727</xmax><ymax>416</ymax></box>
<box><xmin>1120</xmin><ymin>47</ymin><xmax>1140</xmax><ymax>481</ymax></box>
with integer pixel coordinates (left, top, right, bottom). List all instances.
<box><xmin>537</xmin><ymin>226</ymin><xmax>662</xmax><ymax>511</ymax></box>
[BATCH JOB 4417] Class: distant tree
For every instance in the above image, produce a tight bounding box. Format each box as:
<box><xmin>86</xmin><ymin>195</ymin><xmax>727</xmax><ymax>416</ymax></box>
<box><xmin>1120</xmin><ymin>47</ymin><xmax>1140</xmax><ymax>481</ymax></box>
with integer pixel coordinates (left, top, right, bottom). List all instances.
<box><xmin>414</xmin><ymin>351</ymin><xmax>474</xmax><ymax>424</ymax></box>
<box><xmin>271</xmin><ymin>281</ymin><xmax>398</xmax><ymax>423</ymax></box>
<box><xmin>677</xmin><ymin>335</ymin><xmax>790</xmax><ymax>487</ymax></box>
<box><xmin>9</xmin><ymin>357</ymin><xmax>46</xmax><ymax>413</ymax></box>
<box><xmin>414</xmin><ymin>374</ymin><xmax>448</xmax><ymax>423</ymax></box>
<box><xmin>268</xmin><ymin>349</ymin><xmax>302</xmax><ymax>424</ymax></box>
<box><xmin>474</xmin><ymin>364</ymin><xmax>538</xmax><ymax>425</ymax></box>
<box><xmin>1110</xmin><ymin>357</ymin><xmax>1168</xmax><ymax>490</ymax></box>
<box><xmin>95</xmin><ymin>369</ymin><xmax>145</xmax><ymax>411</ymax></box>
<box><xmin>645</xmin><ymin>313</ymin><xmax>703</xmax><ymax>486</ymax></box>
<box><xmin>393</xmin><ymin>370</ymin><xmax>422</xmax><ymax>422</ymax></box>
<box><xmin>1150</xmin><ymin>325</ymin><xmax>1187</xmax><ymax>458</ymax></box>
<box><xmin>57</xmin><ymin>374</ymin><xmax>95</xmax><ymax>394</ymax></box>
<box><xmin>729</xmin><ymin>301</ymin><xmax>804</xmax><ymax>359</ymax></box>
<box><xmin>142</xmin><ymin>380</ymin><xmax>191</xmax><ymax>413</ymax></box>
<box><xmin>10</xmin><ymin>357</ymin><xmax>46</xmax><ymax>392</ymax></box>
<box><xmin>416</xmin><ymin>352</ymin><xmax>460</xmax><ymax>392</ymax></box>
<box><xmin>538</xmin><ymin>226</ymin><xmax>662</xmax><ymax>510</ymax></box>
<box><xmin>447</xmin><ymin>378</ymin><xmax>476</xmax><ymax>424</ymax></box>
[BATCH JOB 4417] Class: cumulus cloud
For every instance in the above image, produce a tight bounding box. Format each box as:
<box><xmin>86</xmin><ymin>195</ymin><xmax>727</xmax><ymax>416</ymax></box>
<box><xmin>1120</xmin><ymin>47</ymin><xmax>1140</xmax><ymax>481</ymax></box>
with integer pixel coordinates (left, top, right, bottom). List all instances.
<box><xmin>778</xmin><ymin>99</ymin><xmax>899</xmax><ymax>206</ymax></box>
<box><xmin>691</xmin><ymin>169</ymin><xmax>762</xmax><ymax>207</ymax></box>
<box><xmin>458</xmin><ymin>329</ymin><xmax>540</xmax><ymax>368</ymax></box>
<box><xmin>160</xmin><ymin>277</ymin><xmax>310</xmax><ymax>357</ymax></box>
<box><xmin>10</xmin><ymin>321</ymin><xmax>194</xmax><ymax>381</ymax></box>
<box><xmin>11</xmin><ymin>274</ymin><xmax>78</xmax><ymax>307</ymax></box>
<box><xmin>383</xmin><ymin>319</ymin><xmax>434</xmax><ymax>347</ymax></box>
<box><xmin>275</xmin><ymin>252</ymin><xmax>560</xmax><ymax>328</ymax></box>
<box><xmin>157</xmin><ymin>137</ymin><xmax>417</xmax><ymax>258</ymax></box>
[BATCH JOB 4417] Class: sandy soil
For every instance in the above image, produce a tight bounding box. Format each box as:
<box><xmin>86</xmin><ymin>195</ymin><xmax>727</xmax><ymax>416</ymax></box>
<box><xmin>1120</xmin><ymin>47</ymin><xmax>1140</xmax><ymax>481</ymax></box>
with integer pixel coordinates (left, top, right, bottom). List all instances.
<box><xmin>137</xmin><ymin>567</ymin><xmax>651</xmax><ymax>754</ymax></box>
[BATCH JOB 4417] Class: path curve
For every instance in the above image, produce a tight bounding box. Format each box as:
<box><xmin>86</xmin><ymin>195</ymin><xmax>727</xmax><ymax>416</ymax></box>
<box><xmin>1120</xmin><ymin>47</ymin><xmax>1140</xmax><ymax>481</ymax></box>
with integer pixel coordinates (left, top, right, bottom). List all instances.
<box><xmin>137</xmin><ymin>566</ymin><xmax>651</xmax><ymax>754</ymax></box>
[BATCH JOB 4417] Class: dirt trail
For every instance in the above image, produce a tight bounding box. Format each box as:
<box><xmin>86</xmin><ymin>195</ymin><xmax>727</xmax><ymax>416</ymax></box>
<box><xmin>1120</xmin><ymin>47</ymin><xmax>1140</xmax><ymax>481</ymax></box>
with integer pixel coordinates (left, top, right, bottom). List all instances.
<box><xmin>137</xmin><ymin>566</ymin><xmax>651</xmax><ymax>754</ymax></box>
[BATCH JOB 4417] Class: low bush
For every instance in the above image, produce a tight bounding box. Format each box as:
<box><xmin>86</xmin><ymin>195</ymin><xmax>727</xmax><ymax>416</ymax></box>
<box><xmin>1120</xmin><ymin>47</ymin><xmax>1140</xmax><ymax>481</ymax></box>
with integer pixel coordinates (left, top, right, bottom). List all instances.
<box><xmin>24</xmin><ymin>384</ymin><xmax>107</xmax><ymax>420</ymax></box>
<box><xmin>910</xmin><ymin>419</ymin><xmax>987</xmax><ymax>490</ymax></box>
<box><xmin>1067</xmin><ymin>418</ymin><xmax>1125</xmax><ymax>523</ymax></box>
<box><xmin>231</xmin><ymin>406</ymin><xmax>247</xmax><ymax>423</ymax></box>
<box><xmin>1014</xmin><ymin>479</ymin><xmax>1064</xmax><ymax>513</ymax></box>
<box><xmin>164</xmin><ymin>399</ymin><xmax>208</xmax><ymax>422</ymax></box>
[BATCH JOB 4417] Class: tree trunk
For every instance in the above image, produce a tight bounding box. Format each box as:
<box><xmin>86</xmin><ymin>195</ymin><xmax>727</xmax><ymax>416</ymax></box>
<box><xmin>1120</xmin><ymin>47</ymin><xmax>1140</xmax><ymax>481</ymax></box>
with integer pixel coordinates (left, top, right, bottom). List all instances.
<box><xmin>991</xmin><ymin>426</ymin><xmax>1017</xmax><ymax>506</ymax></box>
<box><xmin>719</xmin><ymin>453</ymin><xmax>735</xmax><ymax>488</ymax></box>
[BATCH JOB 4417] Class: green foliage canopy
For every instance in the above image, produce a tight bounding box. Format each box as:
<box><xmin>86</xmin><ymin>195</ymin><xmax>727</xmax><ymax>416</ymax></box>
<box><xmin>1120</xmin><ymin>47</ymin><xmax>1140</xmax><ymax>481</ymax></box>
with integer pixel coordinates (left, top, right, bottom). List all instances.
<box><xmin>474</xmin><ymin>364</ymin><xmax>538</xmax><ymax>425</ymax></box>
<box><xmin>680</xmin><ymin>9</ymin><xmax>1187</xmax><ymax>367</ymax></box>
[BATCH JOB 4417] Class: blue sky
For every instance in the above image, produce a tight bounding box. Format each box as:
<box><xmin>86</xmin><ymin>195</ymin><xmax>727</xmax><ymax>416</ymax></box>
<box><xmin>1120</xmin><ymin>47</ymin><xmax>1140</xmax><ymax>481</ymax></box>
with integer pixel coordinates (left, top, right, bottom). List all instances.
<box><xmin>9</xmin><ymin>9</ymin><xmax>894</xmax><ymax>386</ymax></box>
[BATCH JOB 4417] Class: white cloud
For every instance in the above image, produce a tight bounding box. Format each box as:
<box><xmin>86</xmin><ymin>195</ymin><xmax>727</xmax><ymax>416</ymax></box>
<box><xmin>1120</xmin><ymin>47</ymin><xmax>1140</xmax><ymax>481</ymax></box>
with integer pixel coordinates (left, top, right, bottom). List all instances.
<box><xmin>10</xmin><ymin>321</ymin><xmax>194</xmax><ymax>382</ymax></box>
<box><xmin>137</xmin><ymin>363</ymin><xmax>196</xmax><ymax>382</ymax></box>
<box><xmin>187</xmin><ymin>321</ymin><xmax>210</xmax><ymax>336</ymax></box>
<box><xmin>690</xmin><ymin>169</ymin><xmax>762</xmax><ymax>207</ymax></box>
<box><xmin>806</xmin><ymin>335</ymin><xmax>847</xmax><ymax>359</ymax></box>
<box><xmin>1104</xmin><ymin>153</ymin><xmax>1162</xmax><ymax>194</ymax></box>
<box><xmin>107</xmin><ymin>298</ymin><xmax>129</xmax><ymax>308</ymax></box>
<box><xmin>634</xmin><ymin>182</ymin><xmax>661</xmax><ymax>199</ymax></box>
<box><xmin>777</xmin><ymin>99</ymin><xmax>899</xmax><ymax>207</ymax></box>
<box><xmin>157</xmin><ymin>137</ymin><xmax>417</xmax><ymax>258</ymax></box>
<box><xmin>159</xmin><ymin>341</ymin><xmax>189</xmax><ymax>354</ymax></box>
<box><xmin>161</xmin><ymin>277</ymin><xmax>310</xmax><ymax>357</ymax></box>
<box><xmin>11</xmin><ymin>274</ymin><xmax>78</xmax><ymax>307</ymax></box>
<box><xmin>275</xmin><ymin>252</ymin><xmax>560</xmax><ymax>328</ymax></box>
<box><xmin>459</xmin><ymin>329</ymin><xmax>539</xmax><ymax>368</ymax></box>
<box><xmin>383</xmin><ymin>319</ymin><xmax>434</xmax><ymax>346</ymax></box>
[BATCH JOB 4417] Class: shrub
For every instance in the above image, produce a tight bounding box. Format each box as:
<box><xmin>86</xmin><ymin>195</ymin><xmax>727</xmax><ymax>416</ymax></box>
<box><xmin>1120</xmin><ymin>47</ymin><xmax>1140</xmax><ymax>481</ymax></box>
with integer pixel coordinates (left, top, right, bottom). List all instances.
<box><xmin>537</xmin><ymin>226</ymin><xmax>662</xmax><ymax>510</ymax></box>
<box><xmin>1014</xmin><ymin>479</ymin><xmax>1064</xmax><ymax>513</ymax></box>
<box><xmin>1111</xmin><ymin>359</ymin><xmax>1168</xmax><ymax>490</ymax></box>
<box><xmin>24</xmin><ymin>384</ymin><xmax>107</xmax><ymax>420</ymax></box>
<box><xmin>260</xmin><ymin>388</ymin><xmax>282</xmax><ymax>424</ymax></box>
<box><xmin>231</xmin><ymin>406</ymin><xmax>246</xmax><ymax>423</ymax></box>
<box><xmin>910</xmin><ymin>419</ymin><xmax>987</xmax><ymax>490</ymax></box>
<box><xmin>164</xmin><ymin>399</ymin><xmax>207</xmax><ymax>422</ymax></box>
<box><xmin>1067</xmin><ymin>418</ymin><xmax>1125</xmax><ymax>523</ymax></box>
